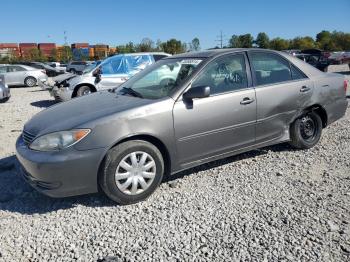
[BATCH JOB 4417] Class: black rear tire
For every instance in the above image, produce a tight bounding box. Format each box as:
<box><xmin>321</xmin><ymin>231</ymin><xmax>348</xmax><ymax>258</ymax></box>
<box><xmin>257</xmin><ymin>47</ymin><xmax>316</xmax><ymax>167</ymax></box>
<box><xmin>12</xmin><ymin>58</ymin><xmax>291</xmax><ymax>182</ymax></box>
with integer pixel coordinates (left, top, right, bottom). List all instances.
<box><xmin>0</xmin><ymin>97</ymin><xmax>10</xmax><ymax>103</ymax></box>
<box><xmin>289</xmin><ymin>111</ymin><xmax>322</xmax><ymax>149</ymax></box>
<box><xmin>99</xmin><ymin>140</ymin><xmax>164</xmax><ymax>205</ymax></box>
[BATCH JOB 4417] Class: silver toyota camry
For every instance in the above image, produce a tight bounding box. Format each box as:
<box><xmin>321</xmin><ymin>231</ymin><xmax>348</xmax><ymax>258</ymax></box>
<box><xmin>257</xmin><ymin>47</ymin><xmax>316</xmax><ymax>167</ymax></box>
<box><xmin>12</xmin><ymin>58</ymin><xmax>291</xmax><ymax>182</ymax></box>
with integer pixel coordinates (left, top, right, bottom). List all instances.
<box><xmin>0</xmin><ymin>64</ymin><xmax>48</xmax><ymax>87</ymax></box>
<box><xmin>16</xmin><ymin>48</ymin><xmax>348</xmax><ymax>204</ymax></box>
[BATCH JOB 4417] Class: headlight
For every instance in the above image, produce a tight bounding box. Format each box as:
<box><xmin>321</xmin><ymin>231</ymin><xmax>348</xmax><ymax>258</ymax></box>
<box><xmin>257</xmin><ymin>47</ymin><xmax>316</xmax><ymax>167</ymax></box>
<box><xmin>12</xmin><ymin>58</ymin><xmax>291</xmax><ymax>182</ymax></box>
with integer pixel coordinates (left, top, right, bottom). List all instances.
<box><xmin>29</xmin><ymin>129</ymin><xmax>90</xmax><ymax>151</ymax></box>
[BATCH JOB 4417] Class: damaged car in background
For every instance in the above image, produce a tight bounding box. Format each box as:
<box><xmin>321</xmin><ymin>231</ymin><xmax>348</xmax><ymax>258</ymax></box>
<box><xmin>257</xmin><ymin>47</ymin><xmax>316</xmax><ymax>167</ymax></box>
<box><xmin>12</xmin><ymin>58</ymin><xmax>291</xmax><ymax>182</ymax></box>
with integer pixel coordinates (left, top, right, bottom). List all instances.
<box><xmin>16</xmin><ymin>48</ymin><xmax>348</xmax><ymax>205</ymax></box>
<box><xmin>42</xmin><ymin>52</ymin><xmax>170</xmax><ymax>102</ymax></box>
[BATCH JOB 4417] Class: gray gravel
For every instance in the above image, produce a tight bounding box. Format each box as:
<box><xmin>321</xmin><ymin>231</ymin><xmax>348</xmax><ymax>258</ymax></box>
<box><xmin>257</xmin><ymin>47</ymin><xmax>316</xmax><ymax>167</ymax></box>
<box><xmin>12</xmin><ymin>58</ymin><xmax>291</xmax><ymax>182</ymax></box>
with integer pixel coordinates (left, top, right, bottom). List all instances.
<box><xmin>0</xmin><ymin>86</ymin><xmax>349</xmax><ymax>261</ymax></box>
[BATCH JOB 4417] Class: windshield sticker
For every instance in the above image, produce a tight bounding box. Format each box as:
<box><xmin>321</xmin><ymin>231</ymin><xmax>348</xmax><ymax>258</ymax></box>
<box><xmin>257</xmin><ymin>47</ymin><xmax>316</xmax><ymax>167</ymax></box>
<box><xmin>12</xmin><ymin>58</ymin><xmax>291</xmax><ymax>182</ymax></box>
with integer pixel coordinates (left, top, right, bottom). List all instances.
<box><xmin>181</xmin><ymin>59</ymin><xmax>202</xmax><ymax>65</ymax></box>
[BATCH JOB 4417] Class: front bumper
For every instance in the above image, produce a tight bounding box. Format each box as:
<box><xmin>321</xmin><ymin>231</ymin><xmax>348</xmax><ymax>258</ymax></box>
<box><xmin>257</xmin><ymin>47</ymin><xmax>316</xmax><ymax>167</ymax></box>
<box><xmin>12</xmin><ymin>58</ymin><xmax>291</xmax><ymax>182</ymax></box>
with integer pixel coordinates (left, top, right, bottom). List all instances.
<box><xmin>16</xmin><ymin>135</ymin><xmax>106</xmax><ymax>198</ymax></box>
<box><xmin>50</xmin><ymin>86</ymin><xmax>73</xmax><ymax>102</ymax></box>
<box><xmin>0</xmin><ymin>86</ymin><xmax>10</xmax><ymax>100</ymax></box>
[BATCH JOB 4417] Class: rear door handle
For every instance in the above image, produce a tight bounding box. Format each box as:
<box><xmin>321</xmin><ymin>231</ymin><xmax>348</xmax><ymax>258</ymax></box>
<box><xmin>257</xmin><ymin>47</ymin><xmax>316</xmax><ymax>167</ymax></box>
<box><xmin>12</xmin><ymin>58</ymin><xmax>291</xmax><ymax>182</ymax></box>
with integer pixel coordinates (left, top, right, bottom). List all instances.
<box><xmin>300</xmin><ymin>86</ymin><xmax>311</xmax><ymax>92</ymax></box>
<box><xmin>240</xmin><ymin>97</ymin><xmax>255</xmax><ymax>105</ymax></box>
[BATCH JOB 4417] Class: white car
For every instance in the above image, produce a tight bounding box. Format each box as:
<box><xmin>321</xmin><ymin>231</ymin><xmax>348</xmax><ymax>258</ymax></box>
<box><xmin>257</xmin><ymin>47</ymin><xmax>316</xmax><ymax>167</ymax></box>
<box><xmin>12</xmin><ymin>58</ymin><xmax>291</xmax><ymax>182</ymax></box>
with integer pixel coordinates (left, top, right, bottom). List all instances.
<box><xmin>0</xmin><ymin>74</ymin><xmax>10</xmax><ymax>102</ymax></box>
<box><xmin>0</xmin><ymin>64</ymin><xmax>48</xmax><ymax>87</ymax></box>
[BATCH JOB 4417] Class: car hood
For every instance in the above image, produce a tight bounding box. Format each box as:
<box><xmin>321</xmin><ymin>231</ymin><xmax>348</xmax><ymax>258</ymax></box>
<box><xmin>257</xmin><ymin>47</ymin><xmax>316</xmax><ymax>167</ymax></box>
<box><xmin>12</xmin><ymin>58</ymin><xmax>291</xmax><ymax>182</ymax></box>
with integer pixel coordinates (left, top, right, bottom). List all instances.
<box><xmin>24</xmin><ymin>91</ymin><xmax>153</xmax><ymax>136</ymax></box>
<box><xmin>53</xmin><ymin>72</ymin><xmax>76</xmax><ymax>83</ymax></box>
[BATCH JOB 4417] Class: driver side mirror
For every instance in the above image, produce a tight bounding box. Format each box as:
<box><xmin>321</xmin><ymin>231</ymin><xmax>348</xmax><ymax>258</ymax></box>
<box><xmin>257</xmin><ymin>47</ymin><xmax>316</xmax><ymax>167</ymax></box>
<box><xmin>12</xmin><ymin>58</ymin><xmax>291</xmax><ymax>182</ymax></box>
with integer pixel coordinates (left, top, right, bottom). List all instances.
<box><xmin>183</xmin><ymin>86</ymin><xmax>210</xmax><ymax>100</ymax></box>
<box><xmin>92</xmin><ymin>67</ymin><xmax>102</xmax><ymax>77</ymax></box>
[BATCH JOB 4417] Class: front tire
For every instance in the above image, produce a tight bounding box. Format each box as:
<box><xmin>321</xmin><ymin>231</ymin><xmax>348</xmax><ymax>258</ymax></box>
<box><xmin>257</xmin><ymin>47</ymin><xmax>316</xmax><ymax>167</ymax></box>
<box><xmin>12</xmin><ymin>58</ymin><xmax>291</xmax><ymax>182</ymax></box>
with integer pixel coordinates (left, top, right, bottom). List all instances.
<box><xmin>99</xmin><ymin>140</ymin><xmax>164</xmax><ymax>205</ymax></box>
<box><xmin>289</xmin><ymin>111</ymin><xmax>322</xmax><ymax>149</ymax></box>
<box><xmin>24</xmin><ymin>76</ymin><xmax>37</xmax><ymax>87</ymax></box>
<box><xmin>76</xmin><ymin>85</ymin><xmax>92</xmax><ymax>97</ymax></box>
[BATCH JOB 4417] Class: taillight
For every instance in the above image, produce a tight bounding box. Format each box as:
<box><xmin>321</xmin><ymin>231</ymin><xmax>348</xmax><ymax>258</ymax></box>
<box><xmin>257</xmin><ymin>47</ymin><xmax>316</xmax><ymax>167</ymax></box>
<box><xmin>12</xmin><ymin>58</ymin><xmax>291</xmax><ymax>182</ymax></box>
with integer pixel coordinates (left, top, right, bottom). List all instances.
<box><xmin>344</xmin><ymin>80</ymin><xmax>348</xmax><ymax>93</ymax></box>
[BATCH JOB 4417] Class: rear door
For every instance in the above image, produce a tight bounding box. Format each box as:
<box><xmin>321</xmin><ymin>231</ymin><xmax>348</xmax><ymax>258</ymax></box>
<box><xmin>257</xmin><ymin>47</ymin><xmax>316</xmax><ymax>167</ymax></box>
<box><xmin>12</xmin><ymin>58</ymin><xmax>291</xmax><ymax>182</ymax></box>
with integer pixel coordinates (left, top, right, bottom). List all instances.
<box><xmin>248</xmin><ymin>51</ymin><xmax>313</xmax><ymax>143</ymax></box>
<box><xmin>173</xmin><ymin>53</ymin><xmax>257</xmax><ymax>166</ymax></box>
<box><xmin>6</xmin><ymin>65</ymin><xmax>27</xmax><ymax>85</ymax></box>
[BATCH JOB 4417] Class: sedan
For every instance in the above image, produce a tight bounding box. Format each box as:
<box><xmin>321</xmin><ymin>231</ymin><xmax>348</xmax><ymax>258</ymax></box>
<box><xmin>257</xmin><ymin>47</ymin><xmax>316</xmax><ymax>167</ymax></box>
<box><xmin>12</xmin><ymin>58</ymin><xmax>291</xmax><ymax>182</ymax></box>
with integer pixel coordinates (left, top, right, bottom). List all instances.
<box><xmin>16</xmin><ymin>49</ymin><xmax>348</xmax><ymax>204</ymax></box>
<box><xmin>0</xmin><ymin>74</ymin><xmax>10</xmax><ymax>102</ymax></box>
<box><xmin>0</xmin><ymin>64</ymin><xmax>48</xmax><ymax>87</ymax></box>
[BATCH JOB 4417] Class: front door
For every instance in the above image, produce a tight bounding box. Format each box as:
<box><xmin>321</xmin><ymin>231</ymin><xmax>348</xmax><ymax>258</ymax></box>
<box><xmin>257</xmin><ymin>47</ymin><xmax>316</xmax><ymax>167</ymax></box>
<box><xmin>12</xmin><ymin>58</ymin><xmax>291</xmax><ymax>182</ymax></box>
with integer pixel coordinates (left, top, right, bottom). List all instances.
<box><xmin>173</xmin><ymin>53</ymin><xmax>257</xmax><ymax>166</ymax></box>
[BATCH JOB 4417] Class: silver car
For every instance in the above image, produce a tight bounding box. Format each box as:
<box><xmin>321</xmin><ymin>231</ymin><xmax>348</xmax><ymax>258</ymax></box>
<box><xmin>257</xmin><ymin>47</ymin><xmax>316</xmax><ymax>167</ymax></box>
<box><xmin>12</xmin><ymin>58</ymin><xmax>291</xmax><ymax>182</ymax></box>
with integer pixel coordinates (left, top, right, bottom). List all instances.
<box><xmin>46</xmin><ymin>52</ymin><xmax>170</xmax><ymax>101</ymax></box>
<box><xmin>0</xmin><ymin>74</ymin><xmax>10</xmax><ymax>102</ymax></box>
<box><xmin>16</xmin><ymin>49</ymin><xmax>348</xmax><ymax>204</ymax></box>
<box><xmin>0</xmin><ymin>64</ymin><xmax>48</xmax><ymax>87</ymax></box>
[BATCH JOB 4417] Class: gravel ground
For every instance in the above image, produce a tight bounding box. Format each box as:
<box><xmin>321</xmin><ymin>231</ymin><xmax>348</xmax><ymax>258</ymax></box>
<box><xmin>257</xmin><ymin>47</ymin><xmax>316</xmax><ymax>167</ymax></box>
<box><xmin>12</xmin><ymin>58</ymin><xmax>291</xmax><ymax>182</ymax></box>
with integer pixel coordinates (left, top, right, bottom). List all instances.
<box><xmin>0</xmin><ymin>84</ymin><xmax>349</xmax><ymax>262</ymax></box>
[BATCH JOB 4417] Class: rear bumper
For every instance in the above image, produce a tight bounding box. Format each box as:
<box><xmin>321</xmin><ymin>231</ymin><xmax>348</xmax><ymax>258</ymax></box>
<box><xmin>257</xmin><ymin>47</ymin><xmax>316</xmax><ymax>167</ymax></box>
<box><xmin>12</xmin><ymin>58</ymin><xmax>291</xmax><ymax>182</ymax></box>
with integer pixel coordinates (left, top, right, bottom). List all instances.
<box><xmin>16</xmin><ymin>136</ymin><xmax>106</xmax><ymax>198</ymax></box>
<box><xmin>325</xmin><ymin>98</ymin><xmax>348</xmax><ymax>126</ymax></box>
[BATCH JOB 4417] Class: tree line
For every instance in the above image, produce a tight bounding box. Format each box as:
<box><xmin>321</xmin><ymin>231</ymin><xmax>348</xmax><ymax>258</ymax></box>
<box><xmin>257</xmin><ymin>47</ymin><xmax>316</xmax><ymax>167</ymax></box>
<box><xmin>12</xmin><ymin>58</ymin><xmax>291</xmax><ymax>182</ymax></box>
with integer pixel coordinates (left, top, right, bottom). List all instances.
<box><xmin>1</xmin><ymin>30</ymin><xmax>348</xmax><ymax>64</ymax></box>
<box><xmin>228</xmin><ymin>30</ymin><xmax>350</xmax><ymax>51</ymax></box>
<box><xmin>117</xmin><ymin>30</ymin><xmax>350</xmax><ymax>54</ymax></box>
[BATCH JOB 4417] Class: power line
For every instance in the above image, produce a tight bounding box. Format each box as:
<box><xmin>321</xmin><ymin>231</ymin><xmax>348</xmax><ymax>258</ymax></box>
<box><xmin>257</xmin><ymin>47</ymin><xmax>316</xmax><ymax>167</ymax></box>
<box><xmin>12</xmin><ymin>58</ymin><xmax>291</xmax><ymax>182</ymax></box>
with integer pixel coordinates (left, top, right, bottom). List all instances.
<box><xmin>215</xmin><ymin>31</ymin><xmax>228</xmax><ymax>48</ymax></box>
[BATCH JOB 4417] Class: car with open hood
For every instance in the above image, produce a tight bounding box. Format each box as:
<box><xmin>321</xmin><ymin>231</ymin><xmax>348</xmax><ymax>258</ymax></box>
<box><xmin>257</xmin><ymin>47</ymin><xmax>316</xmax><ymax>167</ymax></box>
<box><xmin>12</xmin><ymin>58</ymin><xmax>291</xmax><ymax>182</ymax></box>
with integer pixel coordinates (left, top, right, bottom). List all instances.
<box><xmin>16</xmin><ymin>48</ymin><xmax>348</xmax><ymax>204</ymax></box>
<box><xmin>44</xmin><ymin>52</ymin><xmax>170</xmax><ymax>101</ymax></box>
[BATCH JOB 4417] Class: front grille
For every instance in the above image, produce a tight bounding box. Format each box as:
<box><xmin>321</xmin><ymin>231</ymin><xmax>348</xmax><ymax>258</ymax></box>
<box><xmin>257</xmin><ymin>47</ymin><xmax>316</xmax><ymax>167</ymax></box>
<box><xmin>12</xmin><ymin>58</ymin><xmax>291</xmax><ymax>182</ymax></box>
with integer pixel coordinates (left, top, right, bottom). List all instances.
<box><xmin>22</xmin><ymin>130</ymin><xmax>36</xmax><ymax>146</ymax></box>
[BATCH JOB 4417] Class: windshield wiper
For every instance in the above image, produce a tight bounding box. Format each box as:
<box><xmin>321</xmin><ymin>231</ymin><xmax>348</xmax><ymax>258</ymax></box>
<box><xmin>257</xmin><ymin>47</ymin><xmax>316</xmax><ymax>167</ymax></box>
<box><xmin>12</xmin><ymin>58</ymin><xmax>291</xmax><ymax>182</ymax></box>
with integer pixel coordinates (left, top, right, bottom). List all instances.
<box><xmin>119</xmin><ymin>87</ymin><xmax>143</xmax><ymax>98</ymax></box>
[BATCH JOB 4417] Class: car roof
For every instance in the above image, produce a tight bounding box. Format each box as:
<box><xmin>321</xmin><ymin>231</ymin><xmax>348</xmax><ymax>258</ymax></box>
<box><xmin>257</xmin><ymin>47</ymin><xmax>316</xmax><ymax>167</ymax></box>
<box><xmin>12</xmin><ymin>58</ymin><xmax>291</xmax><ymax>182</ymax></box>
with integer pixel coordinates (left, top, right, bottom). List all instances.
<box><xmin>11</xmin><ymin>64</ymin><xmax>36</xmax><ymax>70</ymax></box>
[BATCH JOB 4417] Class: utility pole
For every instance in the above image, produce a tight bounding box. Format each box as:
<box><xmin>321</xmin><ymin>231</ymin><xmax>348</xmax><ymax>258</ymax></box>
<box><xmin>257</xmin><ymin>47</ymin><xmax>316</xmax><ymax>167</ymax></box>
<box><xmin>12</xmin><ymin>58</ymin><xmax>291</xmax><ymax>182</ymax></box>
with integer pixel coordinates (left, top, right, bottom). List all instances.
<box><xmin>215</xmin><ymin>31</ymin><xmax>227</xmax><ymax>48</ymax></box>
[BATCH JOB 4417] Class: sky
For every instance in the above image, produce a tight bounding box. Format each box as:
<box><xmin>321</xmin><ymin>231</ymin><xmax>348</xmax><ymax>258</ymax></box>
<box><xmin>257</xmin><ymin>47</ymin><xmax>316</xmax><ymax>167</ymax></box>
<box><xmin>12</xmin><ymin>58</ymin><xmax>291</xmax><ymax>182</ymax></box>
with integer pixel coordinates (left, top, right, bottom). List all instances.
<box><xmin>1</xmin><ymin>0</ymin><xmax>349</xmax><ymax>49</ymax></box>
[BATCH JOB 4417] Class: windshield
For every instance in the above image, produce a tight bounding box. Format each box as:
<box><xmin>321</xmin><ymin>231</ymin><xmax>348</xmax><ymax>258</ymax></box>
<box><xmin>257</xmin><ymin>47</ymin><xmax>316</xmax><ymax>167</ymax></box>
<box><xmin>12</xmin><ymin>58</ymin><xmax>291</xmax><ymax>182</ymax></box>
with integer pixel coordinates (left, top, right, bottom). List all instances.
<box><xmin>82</xmin><ymin>61</ymin><xmax>100</xmax><ymax>74</ymax></box>
<box><xmin>115</xmin><ymin>58</ymin><xmax>204</xmax><ymax>99</ymax></box>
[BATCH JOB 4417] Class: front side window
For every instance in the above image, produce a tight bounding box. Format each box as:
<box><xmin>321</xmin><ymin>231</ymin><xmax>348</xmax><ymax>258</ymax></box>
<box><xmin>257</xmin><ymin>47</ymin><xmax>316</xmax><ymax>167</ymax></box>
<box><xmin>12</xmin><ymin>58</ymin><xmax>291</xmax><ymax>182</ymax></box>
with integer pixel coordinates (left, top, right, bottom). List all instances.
<box><xmin>250</xmin><ymin>52</ymin><xmax>292</xmax><ymax>86</ymax></box>
<box><xmin>0</xmin><ymin>67</ymin><xmax>7</xmax><ymax>73</ymax></box>
<box><xmin>192</xmin><ymin>54</ymin><xmax>248</xmax><ymax>95</ymax></box>
<box><xmin>116</xmin><ymin>58</ymin><xmax>203</xmax><ymax>99</ymax></box>
<box><xmin>101</xmin><ymin>56</ymin><xmax>124</xmax><ymax>74</ymax></box>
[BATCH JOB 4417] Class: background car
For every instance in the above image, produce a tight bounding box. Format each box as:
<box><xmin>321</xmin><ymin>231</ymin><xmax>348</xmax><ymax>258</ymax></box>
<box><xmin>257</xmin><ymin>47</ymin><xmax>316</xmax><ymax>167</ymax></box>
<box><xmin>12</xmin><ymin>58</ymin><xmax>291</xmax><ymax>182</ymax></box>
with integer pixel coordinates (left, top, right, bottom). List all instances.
<box><xmin>48</xmin><ymin>52</ymin><xmax>171</xmax><ymax>101</ymax></box>
<box><xmin>19</xmin><ymin>62</ymin><xmax>63</xmax><ymax>77</ymax></box>
<box><xmin>46</xmin><ymin>62</ymin><xmax>67</xmax><ymax>73</ymax></box>
<box><xmin>65</xmin><ymin>61</ymin><xmax>89</xmax><ymax>74</ymax></box>
<box><xmin>0</xmin><ymin>64</ymin><xmax>48</xmax><ymax>87</ymax></box>
<box><xmin>0</xmin><ymin>74</ymin><xmax>10</xmax><ymax>102</ymax></box>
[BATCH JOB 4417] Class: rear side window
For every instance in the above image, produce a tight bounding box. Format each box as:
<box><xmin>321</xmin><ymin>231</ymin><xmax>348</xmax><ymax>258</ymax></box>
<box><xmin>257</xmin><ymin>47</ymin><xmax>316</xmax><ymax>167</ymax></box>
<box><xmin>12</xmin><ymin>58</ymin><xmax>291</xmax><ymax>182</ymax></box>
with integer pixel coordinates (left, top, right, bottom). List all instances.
<box><xmin>8</xmin><ymin>66</ymin><xmax>25</xmax><ymax>72</ymax></box>
<box><xmin>291</xmin><ymin>64</ymin><xmax>307</xmax><ymax>80</ymax></box>
<box><xmin>153</xmin><ymin>55</ymin><xmax>168</xmax><ymax>61</ymax></box>
<box><xmin>250</xmin><ymin>52</ymin><xmax>291</xmax><ymax>86</ymax></box>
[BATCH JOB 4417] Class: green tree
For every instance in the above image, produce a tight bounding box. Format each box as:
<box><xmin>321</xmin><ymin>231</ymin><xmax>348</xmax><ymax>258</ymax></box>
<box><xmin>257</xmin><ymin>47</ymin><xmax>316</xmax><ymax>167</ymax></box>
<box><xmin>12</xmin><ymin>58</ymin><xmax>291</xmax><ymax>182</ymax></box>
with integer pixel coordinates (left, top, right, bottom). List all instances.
<box><xmin>60</xmin><ymin>46</ymin><xmax>72</xmax><ymax>63</ymax></box>
<box><xmin>49</xmin><ymin>48</ymin><xmax>58</xmax><ymax>62</ymax></box>
<box><xmin>316</xmin><ymin>30</ymin><xmax>332</xmax><ymax>50</ymax></box>
<box><xmin>290</xmin><ymin>36</ymin><xmax>316</xmax><ymax>50</ymax></box>
<box><xmin>269</xmin><ymin>38</ymin><xmax>290</xmax><ymax>50</ymax></box>
<box><xmin>229</xmin><ymin>35</ymin><xmax>240</xmax><ymax>48</ymax></box>
<box><xmin>160</xmin><ymin>39</ymin><xmax>186</xmax><ymax>54</ymax></box>
<box><xmin>229</xmin><ymin>34</ymin><xmax>253</xmax><ymax>48</ymax></box>
<box><xmin>137</xmin><ymin>38</ymin><xmax>155</xmax><ymax>52</ymax></box>
<box><xmin>116</xmin><ymin>42</ymin><xmax>136</xmax><ymax>54</ymax></box>
<box><xmin>255</xmin><ymin>32</ymin><xmax>270</xmax><ymax>48</ymax></box>
<box><xmin>190</xmin><ymin>37</ymin><xmax>201</xmax><ymax>51</ymax></box>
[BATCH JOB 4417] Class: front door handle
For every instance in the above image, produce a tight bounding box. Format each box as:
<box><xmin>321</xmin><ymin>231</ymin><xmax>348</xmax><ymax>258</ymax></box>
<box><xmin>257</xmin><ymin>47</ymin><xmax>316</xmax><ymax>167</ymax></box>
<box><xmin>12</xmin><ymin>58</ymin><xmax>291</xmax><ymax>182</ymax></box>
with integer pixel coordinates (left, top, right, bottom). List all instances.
<box><xmin>300</xmin><ymin>86</ymin><xmax>311</xmax><ymax>92</ymax></box>
<box><xmin>240</xmin><ymin>97</ymin><xmax>255</xmax><ymax>105</ymax></box>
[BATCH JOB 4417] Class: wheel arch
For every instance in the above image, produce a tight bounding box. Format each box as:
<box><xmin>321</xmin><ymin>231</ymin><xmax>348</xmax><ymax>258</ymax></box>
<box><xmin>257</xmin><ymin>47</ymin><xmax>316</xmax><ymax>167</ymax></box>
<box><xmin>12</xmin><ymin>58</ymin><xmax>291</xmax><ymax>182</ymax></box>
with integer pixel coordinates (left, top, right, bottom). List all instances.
<box><xmin>72</xmin><ymin>83</ymin><xmax>97</xmax><ymax>98</ymax></box>
<box><xmin>97</xmin><ymin>134</ymin><xmax>172</xmax><ymax>185</ymax></box>
<box><xmin>302</xmin><ymin>104</ymin><xmax>328</xmax><ymax>128</ymax></box>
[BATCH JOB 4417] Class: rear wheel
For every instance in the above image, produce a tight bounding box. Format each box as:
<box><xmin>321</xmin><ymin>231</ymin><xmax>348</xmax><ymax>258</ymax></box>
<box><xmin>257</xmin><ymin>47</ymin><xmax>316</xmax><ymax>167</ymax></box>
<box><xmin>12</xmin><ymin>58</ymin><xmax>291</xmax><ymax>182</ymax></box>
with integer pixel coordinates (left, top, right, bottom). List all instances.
<box><xmin>289</xmin><ymin>111</ymin><xmax>322</xmax><ymax>149</ymax></box>
<box><xmin>76</xmin><ymin>85</ymin><xmax>92</xmax><ymax>97</ymax></box>
<box><xmin>99</xmin><ymin>140</ymin><xmax>164</xmax><ymax>205</ymax></box>
<box><xmin>24</xmin><ymin>76</ymin><xmax>37</xmax><ymax>87</ymax></box>
<box><xmin>0</xmin><ymin>97</ymin><xmax>10</xmax><ymax>103</ymax></box>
